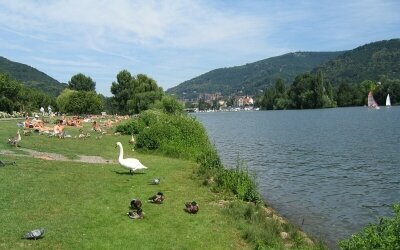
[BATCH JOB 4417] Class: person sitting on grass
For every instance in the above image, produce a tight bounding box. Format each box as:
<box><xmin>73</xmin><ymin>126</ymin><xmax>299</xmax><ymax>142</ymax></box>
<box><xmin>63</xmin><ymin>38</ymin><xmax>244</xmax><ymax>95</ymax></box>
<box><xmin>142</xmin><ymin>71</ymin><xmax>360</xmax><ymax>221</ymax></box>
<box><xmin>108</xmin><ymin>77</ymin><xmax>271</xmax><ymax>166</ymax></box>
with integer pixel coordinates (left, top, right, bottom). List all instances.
<box><xmin>53</xmin><ymin>119</ymin><xmax>65</xmax><ymax>138</ymax></box>
<box><xmin>24</xmin><ymin>117</ymin><xmax>33</xmax><ymax>128</ymax></box>
<box><xmin>92</xmin><ymin>121</ymin><xmax>102</xmax><ymax>132</ymax></box>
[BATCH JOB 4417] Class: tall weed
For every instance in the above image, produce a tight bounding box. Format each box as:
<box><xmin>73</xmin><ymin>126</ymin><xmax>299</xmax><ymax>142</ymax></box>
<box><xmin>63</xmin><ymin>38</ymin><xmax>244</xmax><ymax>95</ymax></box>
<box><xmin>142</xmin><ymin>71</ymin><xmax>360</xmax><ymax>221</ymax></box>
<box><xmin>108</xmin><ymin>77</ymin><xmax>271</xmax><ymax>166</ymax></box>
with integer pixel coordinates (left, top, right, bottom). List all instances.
<box><xmin>214</xmin><ymin>157</ymin><xmax>261</xmax><ymax>203</ymax></box>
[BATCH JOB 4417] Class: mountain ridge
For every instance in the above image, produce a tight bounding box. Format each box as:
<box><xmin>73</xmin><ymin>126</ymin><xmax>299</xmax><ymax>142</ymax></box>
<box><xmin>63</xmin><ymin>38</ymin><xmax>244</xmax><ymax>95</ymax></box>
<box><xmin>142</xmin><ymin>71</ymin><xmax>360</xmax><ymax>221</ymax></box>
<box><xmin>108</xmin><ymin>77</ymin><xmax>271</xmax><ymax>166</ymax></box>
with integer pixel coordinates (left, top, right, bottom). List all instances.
<box><xmin>0</xmin><ymin>56</ymin><xmax>66</xmax><ymax>97</ymax></box>
<box><xmin>312</xmin><ymin>38</ymin><xmax>400</xmax><ymax>84</ymax></box>
<box><xmin>167</xmin><ymin>39</ymin><xmax>400</xmax><ymax>100</ymax></box>
<box><xmin>166</xmin><ymin>51</ymin><xmax>345</xmax><ymax>99</ymax></box>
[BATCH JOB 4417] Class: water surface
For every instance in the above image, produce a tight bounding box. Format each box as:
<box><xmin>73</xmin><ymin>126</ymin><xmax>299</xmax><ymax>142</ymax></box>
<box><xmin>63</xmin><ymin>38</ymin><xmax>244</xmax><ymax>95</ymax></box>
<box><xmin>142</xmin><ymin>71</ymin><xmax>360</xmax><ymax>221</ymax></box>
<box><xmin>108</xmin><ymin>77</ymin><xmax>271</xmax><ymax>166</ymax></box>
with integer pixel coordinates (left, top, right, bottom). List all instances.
<box><xmin>194</xmin><ymin>107</ymin><xmax>400</xmax><ymax>248</ymax></box>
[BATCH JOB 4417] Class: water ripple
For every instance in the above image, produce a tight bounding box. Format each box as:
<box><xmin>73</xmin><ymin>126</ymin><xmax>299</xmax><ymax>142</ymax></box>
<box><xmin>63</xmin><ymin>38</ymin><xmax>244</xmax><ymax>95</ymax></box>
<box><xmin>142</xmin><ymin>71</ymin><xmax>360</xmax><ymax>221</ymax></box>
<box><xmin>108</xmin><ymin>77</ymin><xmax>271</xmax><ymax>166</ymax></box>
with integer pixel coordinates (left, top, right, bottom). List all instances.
<box><xmin>194</xmin><ymin>107</ymin><xmax>400</xmax><ymax>249</ymax></box>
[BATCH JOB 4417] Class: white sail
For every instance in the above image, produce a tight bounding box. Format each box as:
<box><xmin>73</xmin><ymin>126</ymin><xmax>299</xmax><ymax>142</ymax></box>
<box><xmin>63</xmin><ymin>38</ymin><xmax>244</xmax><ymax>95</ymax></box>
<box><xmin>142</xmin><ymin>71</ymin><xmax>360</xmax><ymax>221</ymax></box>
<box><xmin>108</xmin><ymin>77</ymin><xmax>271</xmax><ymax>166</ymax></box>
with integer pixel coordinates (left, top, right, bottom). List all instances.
<box><xmin>386</xmin><ymin>94</ymin><xmax>391</xmax><ymax>106</ymax></box>
<box><xmin>368</xmin><ymin>91</ymin><xmax>380</xmax><ymax>109</ymax></box>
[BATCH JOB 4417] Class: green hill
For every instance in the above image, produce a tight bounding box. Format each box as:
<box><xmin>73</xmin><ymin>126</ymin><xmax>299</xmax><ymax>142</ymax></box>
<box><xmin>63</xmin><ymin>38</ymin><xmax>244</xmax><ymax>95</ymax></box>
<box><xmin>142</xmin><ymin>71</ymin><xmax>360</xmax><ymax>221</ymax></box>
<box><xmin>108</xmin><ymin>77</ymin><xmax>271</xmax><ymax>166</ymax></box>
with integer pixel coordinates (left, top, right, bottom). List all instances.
<box><xmin>0</xmin><ymin>56</ymin><xmax>66</xmax><ymax>97</ymax></box>
<box><xmin>312</xmin><ymin>39</ymin><xmax>400</xmax><ymax>85</ymax></box>
<box><xmin>167</xmin><ymin>51</ymin><xmax>344</xmax><ymax>99</ymax></box>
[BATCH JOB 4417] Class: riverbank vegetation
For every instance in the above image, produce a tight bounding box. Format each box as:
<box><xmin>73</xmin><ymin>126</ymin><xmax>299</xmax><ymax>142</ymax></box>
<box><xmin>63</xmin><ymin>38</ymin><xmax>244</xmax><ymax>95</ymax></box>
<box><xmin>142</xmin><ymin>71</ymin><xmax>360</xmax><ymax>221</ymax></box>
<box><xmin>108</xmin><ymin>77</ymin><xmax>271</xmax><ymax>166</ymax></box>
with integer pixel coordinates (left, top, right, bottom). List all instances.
<box><xmin>256</xmin><ymin>72</ymin><xmax>400</xmax><ymax>110</ymax></box>
<box><xmin>339</xmin><ymin>204</ymin><xmax>400</xmax><ymax>250</ymax></box>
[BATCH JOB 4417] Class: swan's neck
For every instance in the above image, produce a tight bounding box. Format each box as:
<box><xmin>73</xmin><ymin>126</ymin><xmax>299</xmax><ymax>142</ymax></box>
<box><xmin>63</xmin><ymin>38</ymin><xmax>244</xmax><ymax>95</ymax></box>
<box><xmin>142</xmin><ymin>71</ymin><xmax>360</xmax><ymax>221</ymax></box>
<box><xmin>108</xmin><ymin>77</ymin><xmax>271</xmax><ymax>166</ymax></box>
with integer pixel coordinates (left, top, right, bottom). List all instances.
<box><xmin>118</xmin><ymin>144</ymin><xmax>124</xmax><ymax>160</ymax></box>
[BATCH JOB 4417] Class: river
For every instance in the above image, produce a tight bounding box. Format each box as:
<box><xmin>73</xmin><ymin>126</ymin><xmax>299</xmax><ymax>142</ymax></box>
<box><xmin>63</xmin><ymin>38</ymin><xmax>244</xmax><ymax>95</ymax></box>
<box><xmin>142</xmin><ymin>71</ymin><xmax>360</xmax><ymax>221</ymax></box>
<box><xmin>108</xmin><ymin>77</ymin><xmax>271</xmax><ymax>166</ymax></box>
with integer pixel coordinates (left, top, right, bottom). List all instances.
<box><xmin>193</xmin><ymin>106</ymin><xmax>400</xmax><ymax>249</ymax></box>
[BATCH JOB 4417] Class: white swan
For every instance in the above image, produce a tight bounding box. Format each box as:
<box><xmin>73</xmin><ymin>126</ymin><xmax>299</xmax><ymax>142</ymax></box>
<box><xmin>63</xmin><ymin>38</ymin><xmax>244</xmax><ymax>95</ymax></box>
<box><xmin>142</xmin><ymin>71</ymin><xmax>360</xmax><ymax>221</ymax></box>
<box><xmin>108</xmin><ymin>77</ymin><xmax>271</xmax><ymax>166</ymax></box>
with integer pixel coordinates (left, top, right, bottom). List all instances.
<box><xmin>115</xmin><ymin>142</ymin><xmax>147</xmax><ymax>174</ymax></box>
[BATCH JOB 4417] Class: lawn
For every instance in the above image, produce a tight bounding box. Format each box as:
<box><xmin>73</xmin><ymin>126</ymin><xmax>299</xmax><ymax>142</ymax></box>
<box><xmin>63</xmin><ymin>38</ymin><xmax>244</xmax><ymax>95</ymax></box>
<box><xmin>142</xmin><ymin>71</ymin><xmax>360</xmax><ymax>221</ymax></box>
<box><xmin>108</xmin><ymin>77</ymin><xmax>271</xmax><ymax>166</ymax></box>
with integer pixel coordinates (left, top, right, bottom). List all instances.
<box><xmin>0</xmin><ymin>118</ymin><xmax>249</xmax><ymax>249</ymax></box>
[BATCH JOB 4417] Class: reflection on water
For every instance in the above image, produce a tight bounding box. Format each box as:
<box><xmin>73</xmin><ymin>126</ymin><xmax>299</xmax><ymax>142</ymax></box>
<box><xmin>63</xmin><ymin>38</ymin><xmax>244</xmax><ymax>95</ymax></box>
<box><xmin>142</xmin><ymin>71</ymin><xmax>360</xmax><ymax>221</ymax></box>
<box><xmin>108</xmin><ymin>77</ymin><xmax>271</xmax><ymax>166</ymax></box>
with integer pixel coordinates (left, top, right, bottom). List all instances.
<box><xmin>194</xmin><ymin>107</ymin><xmax>400</xmax><ymax>249</ymax></box>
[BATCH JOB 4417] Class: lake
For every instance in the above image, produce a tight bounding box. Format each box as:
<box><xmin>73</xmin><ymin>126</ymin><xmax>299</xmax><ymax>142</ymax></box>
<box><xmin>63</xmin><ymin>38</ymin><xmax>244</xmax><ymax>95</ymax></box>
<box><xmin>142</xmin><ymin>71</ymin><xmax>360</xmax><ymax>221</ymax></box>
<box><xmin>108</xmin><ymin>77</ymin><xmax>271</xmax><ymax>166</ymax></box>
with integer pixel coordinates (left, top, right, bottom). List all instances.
<box><xmin>193</xmin><ymin>106</ymin><xmax>400</xmax><ymax>249</ymax></box>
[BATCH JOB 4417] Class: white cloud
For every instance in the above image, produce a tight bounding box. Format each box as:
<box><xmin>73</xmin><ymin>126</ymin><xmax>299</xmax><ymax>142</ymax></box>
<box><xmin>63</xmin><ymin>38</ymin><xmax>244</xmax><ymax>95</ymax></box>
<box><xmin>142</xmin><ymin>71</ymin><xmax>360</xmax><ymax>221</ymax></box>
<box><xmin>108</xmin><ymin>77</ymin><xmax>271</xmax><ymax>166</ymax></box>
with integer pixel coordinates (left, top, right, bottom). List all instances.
<box><xmin>0</xmin><ymin>0</ymin><xmax>398</xmax><ymax>96</ymax></box>
<box><xmin>0</xmin><ymin>1</ymin><xmax>269</xmax><ymax>51</ymax></box>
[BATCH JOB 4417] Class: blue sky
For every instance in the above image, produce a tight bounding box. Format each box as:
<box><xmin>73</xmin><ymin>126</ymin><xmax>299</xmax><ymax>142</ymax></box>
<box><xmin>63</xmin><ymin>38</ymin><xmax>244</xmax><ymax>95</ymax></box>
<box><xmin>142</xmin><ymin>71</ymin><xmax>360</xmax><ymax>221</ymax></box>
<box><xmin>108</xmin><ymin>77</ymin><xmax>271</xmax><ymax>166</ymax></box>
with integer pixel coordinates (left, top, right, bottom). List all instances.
<box><xmin>0</xmin><ymin>0</ymin><xmax>399</xmax><ymax>96</ymax></box>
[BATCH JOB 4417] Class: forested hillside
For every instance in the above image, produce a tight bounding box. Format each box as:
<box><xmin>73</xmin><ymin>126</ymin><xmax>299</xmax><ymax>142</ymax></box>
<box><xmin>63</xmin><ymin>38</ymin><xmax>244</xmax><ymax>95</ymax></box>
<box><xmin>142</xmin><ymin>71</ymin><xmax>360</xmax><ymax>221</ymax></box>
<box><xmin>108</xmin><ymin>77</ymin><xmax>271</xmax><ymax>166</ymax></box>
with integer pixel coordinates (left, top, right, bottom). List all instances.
<box><xmin>312</xmin><ymin>39</ymin><xmax>400</xmax><ymax>85</ymax></box>
<box><xmin>0</xmin><ymin>56</ymin><xmax>66</xmax><ymax>97</ymax></box>
<box><xmin>167</xmin><ymin>51</ymin><xmax>344</xmax><ymax>99</ymax></box>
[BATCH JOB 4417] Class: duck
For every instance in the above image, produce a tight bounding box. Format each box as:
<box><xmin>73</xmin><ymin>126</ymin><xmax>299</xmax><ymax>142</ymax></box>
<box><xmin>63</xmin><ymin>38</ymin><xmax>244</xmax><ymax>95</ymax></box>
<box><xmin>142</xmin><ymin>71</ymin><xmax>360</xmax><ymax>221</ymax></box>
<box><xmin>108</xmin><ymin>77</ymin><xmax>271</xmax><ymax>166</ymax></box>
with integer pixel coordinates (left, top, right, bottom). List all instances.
<box><xmin>130</xmin><ymin>199</ymin><xmax>142</xmax><ymax>209</ymax></box>
<box><xmin>184</xmin><ymin>201</ymin><xmax>199</xmax><ymax>214</ymax></box>
<box><xmin>150</xmin><ymin>178</ymin><xmax>160</xmax><ymax>185</ymax></box>
<box><xmin>127</xmin><ymin>208</ymin><xmax>144</xmax><ymax>219</ymax></box>
<box><xmin>129</xmin><ymin>134</ymin><xmax>135</xmax><ymax>144</ymax></box>
<box><xmin>8</xmin><ymin>130</ymin><xmax>21</xmax><ymax>147</ymax></box>
<box><xmin>78</xmin><ymin>129</ymin><xmax>86</xmax><ymax>139</ymax></box>
<box><xmin>148</xmin><ymin>192</ymin><xmax>165</xmax><ymax>204</ymax></box>
<box><xmin>115</xmin><ymin>142</ymin><xmax>147</xmax><ymax>174</ymax></box>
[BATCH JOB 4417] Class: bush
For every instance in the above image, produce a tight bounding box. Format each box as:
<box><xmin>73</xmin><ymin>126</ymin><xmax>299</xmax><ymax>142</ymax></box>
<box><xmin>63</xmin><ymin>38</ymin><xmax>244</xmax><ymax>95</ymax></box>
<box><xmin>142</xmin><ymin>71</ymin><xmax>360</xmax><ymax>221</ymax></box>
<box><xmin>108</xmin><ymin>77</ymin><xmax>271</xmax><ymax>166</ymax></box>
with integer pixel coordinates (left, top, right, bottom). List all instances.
<box><xmin>339</xmin><ymin>204</ymin><xmax>400</xmax><ymax>250</ymax></box>
<box><xmin>115</xmin><ymin>118</ymin><xmax>145</xmax><ymax>135</ymax></box>
<box><xmin>116</xmin><ymin>110</ymin><xmax>214</xmax><ymax>161</ymax></box>
<box><xmin>135</xmin><ymin>127</ymin><xmax>162</xmax><ymax>150</ymax></box>
<box><xmin>150</xmin><ymin>95</ymin><xmax>185</xmax><ymax>115</ymax></box>
<box><xmin>196</xmin><ymin>147</ymin><xmax>223</xmax><ymax>172</ymax></box>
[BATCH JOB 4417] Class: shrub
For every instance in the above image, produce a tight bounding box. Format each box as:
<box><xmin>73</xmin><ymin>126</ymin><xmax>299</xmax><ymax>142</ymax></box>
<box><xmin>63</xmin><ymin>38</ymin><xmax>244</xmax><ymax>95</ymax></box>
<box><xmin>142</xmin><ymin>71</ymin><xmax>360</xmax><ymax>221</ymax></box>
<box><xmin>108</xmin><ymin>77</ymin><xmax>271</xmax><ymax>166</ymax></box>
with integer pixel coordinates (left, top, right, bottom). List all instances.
<box><xmin>115</xmin><ymin>118</ymin><xmax>145</xmax><ymax>135</ymax></box>
<box><xmin>339</xmin><ymin>204</ymin><xmax>400</xmax><ymax>250</ymax></box>
<box><xmin>150</xmin><ymin>95</ymin><xmax>185</xmax><ymax>115</ymax></box>
<box><xmin>117</xmin><ymin>110</ymin><xmax>214</xmax><ymax>161</ymax></box>
<box><xmin>196</xmin><ymin>147</ymin><xmax>223</xmax><ymax>172</ymax></box>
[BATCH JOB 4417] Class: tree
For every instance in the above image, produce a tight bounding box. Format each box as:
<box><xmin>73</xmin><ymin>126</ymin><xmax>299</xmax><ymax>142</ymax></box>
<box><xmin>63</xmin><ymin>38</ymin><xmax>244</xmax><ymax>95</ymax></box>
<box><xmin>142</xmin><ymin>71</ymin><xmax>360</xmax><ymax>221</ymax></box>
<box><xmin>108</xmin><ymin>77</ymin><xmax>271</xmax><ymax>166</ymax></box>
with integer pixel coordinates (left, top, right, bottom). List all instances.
<box><xmin>68</xmin><ymin>73</ymin><xmax>96</xmax><ymax>92</ymax></box>
<box><xmin>111</xmin><ymin>70</ymin><xmax>135</xmax><ymax>115</ymax></box>
<box><xmin>56</xmin><ymin>89</ymin><xmax>75</xmax><ymax>113</ymax></box>
<box><xmin>56</xmin><ymin>89</ymin><xmax>103</xmax><ymax>114</ymax></box>
<box><xmin>198</xmin><ymin>98</ymin><xmax>210</xmax><ymax>111</ymax></box>
<box><xmin>336</xmin><ymin>82</ymin><xmax>354</xmax><ymax>107</ymax></box>
<box><xmin>288</xmin><ymin>73</ymin><xmax>313</xmax><ymax>109</ymax></box>
<box><xmin>0</xmin><ymin>73</ymin><xmax>21</xmax><ymax>112</ymax></box>
<box><xmin>260</xmin><ymin>86</ymin><xmax>276</xmax><ymax>110</ymax></box>
<box><xmin>273</xmin><ymin>78</ymin><xmax>289</xmax><ymax>110</ymax></box>
<box><xmin>129</xmin><ymin>74</ymin><xmax>163</xmax><ymax>114</ymax></box>
<box><xmin>275</xmin><ymin>78</ymin><xmax>286</xmax><ymax>97</ymax></box>
<box><xmin>111</xmin><ymin>70</ymin><xmax>163</xmax><ymax>115</ymax></box>
<box><xmin>312</xmin><ymin>71</ymin><xmax>325</xmax><ymax>108</ymax></box>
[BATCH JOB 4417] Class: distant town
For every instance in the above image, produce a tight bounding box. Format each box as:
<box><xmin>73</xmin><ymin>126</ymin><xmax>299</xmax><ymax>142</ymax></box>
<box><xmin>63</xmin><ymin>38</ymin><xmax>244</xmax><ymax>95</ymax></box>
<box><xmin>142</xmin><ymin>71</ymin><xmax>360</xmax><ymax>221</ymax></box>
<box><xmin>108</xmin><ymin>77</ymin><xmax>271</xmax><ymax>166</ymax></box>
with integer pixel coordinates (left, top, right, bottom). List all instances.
<box><xmin>178</xmin><ymin>92</ymin><xmax>259</xmax><ymax>112</ymax></box>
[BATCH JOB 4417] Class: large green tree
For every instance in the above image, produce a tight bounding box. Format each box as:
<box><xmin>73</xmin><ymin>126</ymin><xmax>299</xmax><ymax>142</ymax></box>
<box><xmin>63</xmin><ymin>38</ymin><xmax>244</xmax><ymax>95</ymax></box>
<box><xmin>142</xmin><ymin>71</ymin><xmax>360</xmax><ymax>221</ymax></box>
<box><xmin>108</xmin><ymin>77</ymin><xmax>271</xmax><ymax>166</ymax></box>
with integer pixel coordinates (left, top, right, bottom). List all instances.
<box><xmin>0</xmin><ymin>73</ymin><xmax>55</xmax><ymax>114</ymax></box>
<box><xmin>110</xmin><ymin>70</ymin><xmax>163</xmax><ymax>115</ymax></box>
<box><xmin>56</xmin><ymin>89</ymin><xmax>103</xmax><ymax>114</ymax></box>
<box><xmin>68</xmin><ymin>73</ymin><xmax>96</xmax><ymax>92</ymax></box>
<box><xmin>110</xmin><ymin>70</ymin><xmax>135</xmax><ymax>115</ymax></box>
<box><xmin>130</xmin><ymin>74</ymin><xmax>163</xmax><ymax>114</ymax></box>
<box><xmin>312</xmin><ymin>71</ymin><xmax>325</xmax><ymax>108</ymax></box>
<box><xmin>0</xmin><ymin>73</ymin><xmax>21</xmax><ymax>113</ymax></box>
<box><xmin>288</xmin><ymin>73</ymin><xmax>314</xmax><ymax>109</ymax></box>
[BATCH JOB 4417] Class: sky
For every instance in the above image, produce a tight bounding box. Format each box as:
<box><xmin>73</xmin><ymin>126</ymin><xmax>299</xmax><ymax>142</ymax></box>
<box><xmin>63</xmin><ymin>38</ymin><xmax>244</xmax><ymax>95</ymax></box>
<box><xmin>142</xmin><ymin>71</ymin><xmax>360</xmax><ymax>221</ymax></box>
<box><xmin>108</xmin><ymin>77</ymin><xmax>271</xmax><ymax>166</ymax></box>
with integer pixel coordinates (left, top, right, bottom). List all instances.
<box><xmin>0</xmin><ymin>0</ymin><xmax>399</xmax><ymax>96</ymax></box>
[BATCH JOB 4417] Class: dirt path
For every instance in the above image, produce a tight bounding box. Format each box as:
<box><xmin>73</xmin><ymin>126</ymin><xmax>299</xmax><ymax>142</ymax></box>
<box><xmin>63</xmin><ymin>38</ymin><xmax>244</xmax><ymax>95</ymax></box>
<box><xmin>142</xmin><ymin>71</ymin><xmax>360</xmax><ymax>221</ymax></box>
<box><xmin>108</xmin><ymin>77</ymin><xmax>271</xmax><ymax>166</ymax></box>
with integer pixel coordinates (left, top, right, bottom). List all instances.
<box><xmin>0</xmin><ymin>148</ymin><xmax>115</xmax><ymax>164</ymax></box>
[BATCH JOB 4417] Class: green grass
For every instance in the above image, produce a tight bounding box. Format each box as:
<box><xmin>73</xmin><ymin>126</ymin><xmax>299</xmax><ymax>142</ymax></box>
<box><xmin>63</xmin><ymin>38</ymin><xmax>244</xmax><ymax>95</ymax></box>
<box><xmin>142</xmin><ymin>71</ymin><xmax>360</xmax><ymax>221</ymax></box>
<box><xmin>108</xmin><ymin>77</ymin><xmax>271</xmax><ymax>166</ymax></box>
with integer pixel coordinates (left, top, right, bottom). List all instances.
<box><xmin>0</xmin><ymin>119</ymin><xmax>248</xmax><ymax>249</ymax></box>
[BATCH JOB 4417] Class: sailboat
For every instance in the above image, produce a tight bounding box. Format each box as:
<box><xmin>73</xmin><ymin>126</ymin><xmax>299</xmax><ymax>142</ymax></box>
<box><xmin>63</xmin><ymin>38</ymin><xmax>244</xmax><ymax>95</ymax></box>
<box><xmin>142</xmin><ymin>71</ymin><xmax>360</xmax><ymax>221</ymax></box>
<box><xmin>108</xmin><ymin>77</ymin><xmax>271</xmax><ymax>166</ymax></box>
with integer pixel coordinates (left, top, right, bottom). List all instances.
<box><xmin>368</xmin><ymin>91</ymin><xmax>380</xmax><ymax>109</ymax></box>
<box><xmin>386</xmin><ymin>94</ymin><xmax>391</xmax><ymax>107</ymax></box>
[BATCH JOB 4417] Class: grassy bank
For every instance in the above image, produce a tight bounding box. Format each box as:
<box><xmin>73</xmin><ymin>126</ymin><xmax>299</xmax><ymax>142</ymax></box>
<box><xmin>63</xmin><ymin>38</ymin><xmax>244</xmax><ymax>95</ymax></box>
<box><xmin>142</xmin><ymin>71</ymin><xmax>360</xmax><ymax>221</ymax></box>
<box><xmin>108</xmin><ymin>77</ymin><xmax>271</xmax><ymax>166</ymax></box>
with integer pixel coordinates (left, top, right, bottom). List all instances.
<box><xmin>1</xmin><ymin>118</ymin><xmax>323</xmax><ymax>249</ymax></box>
